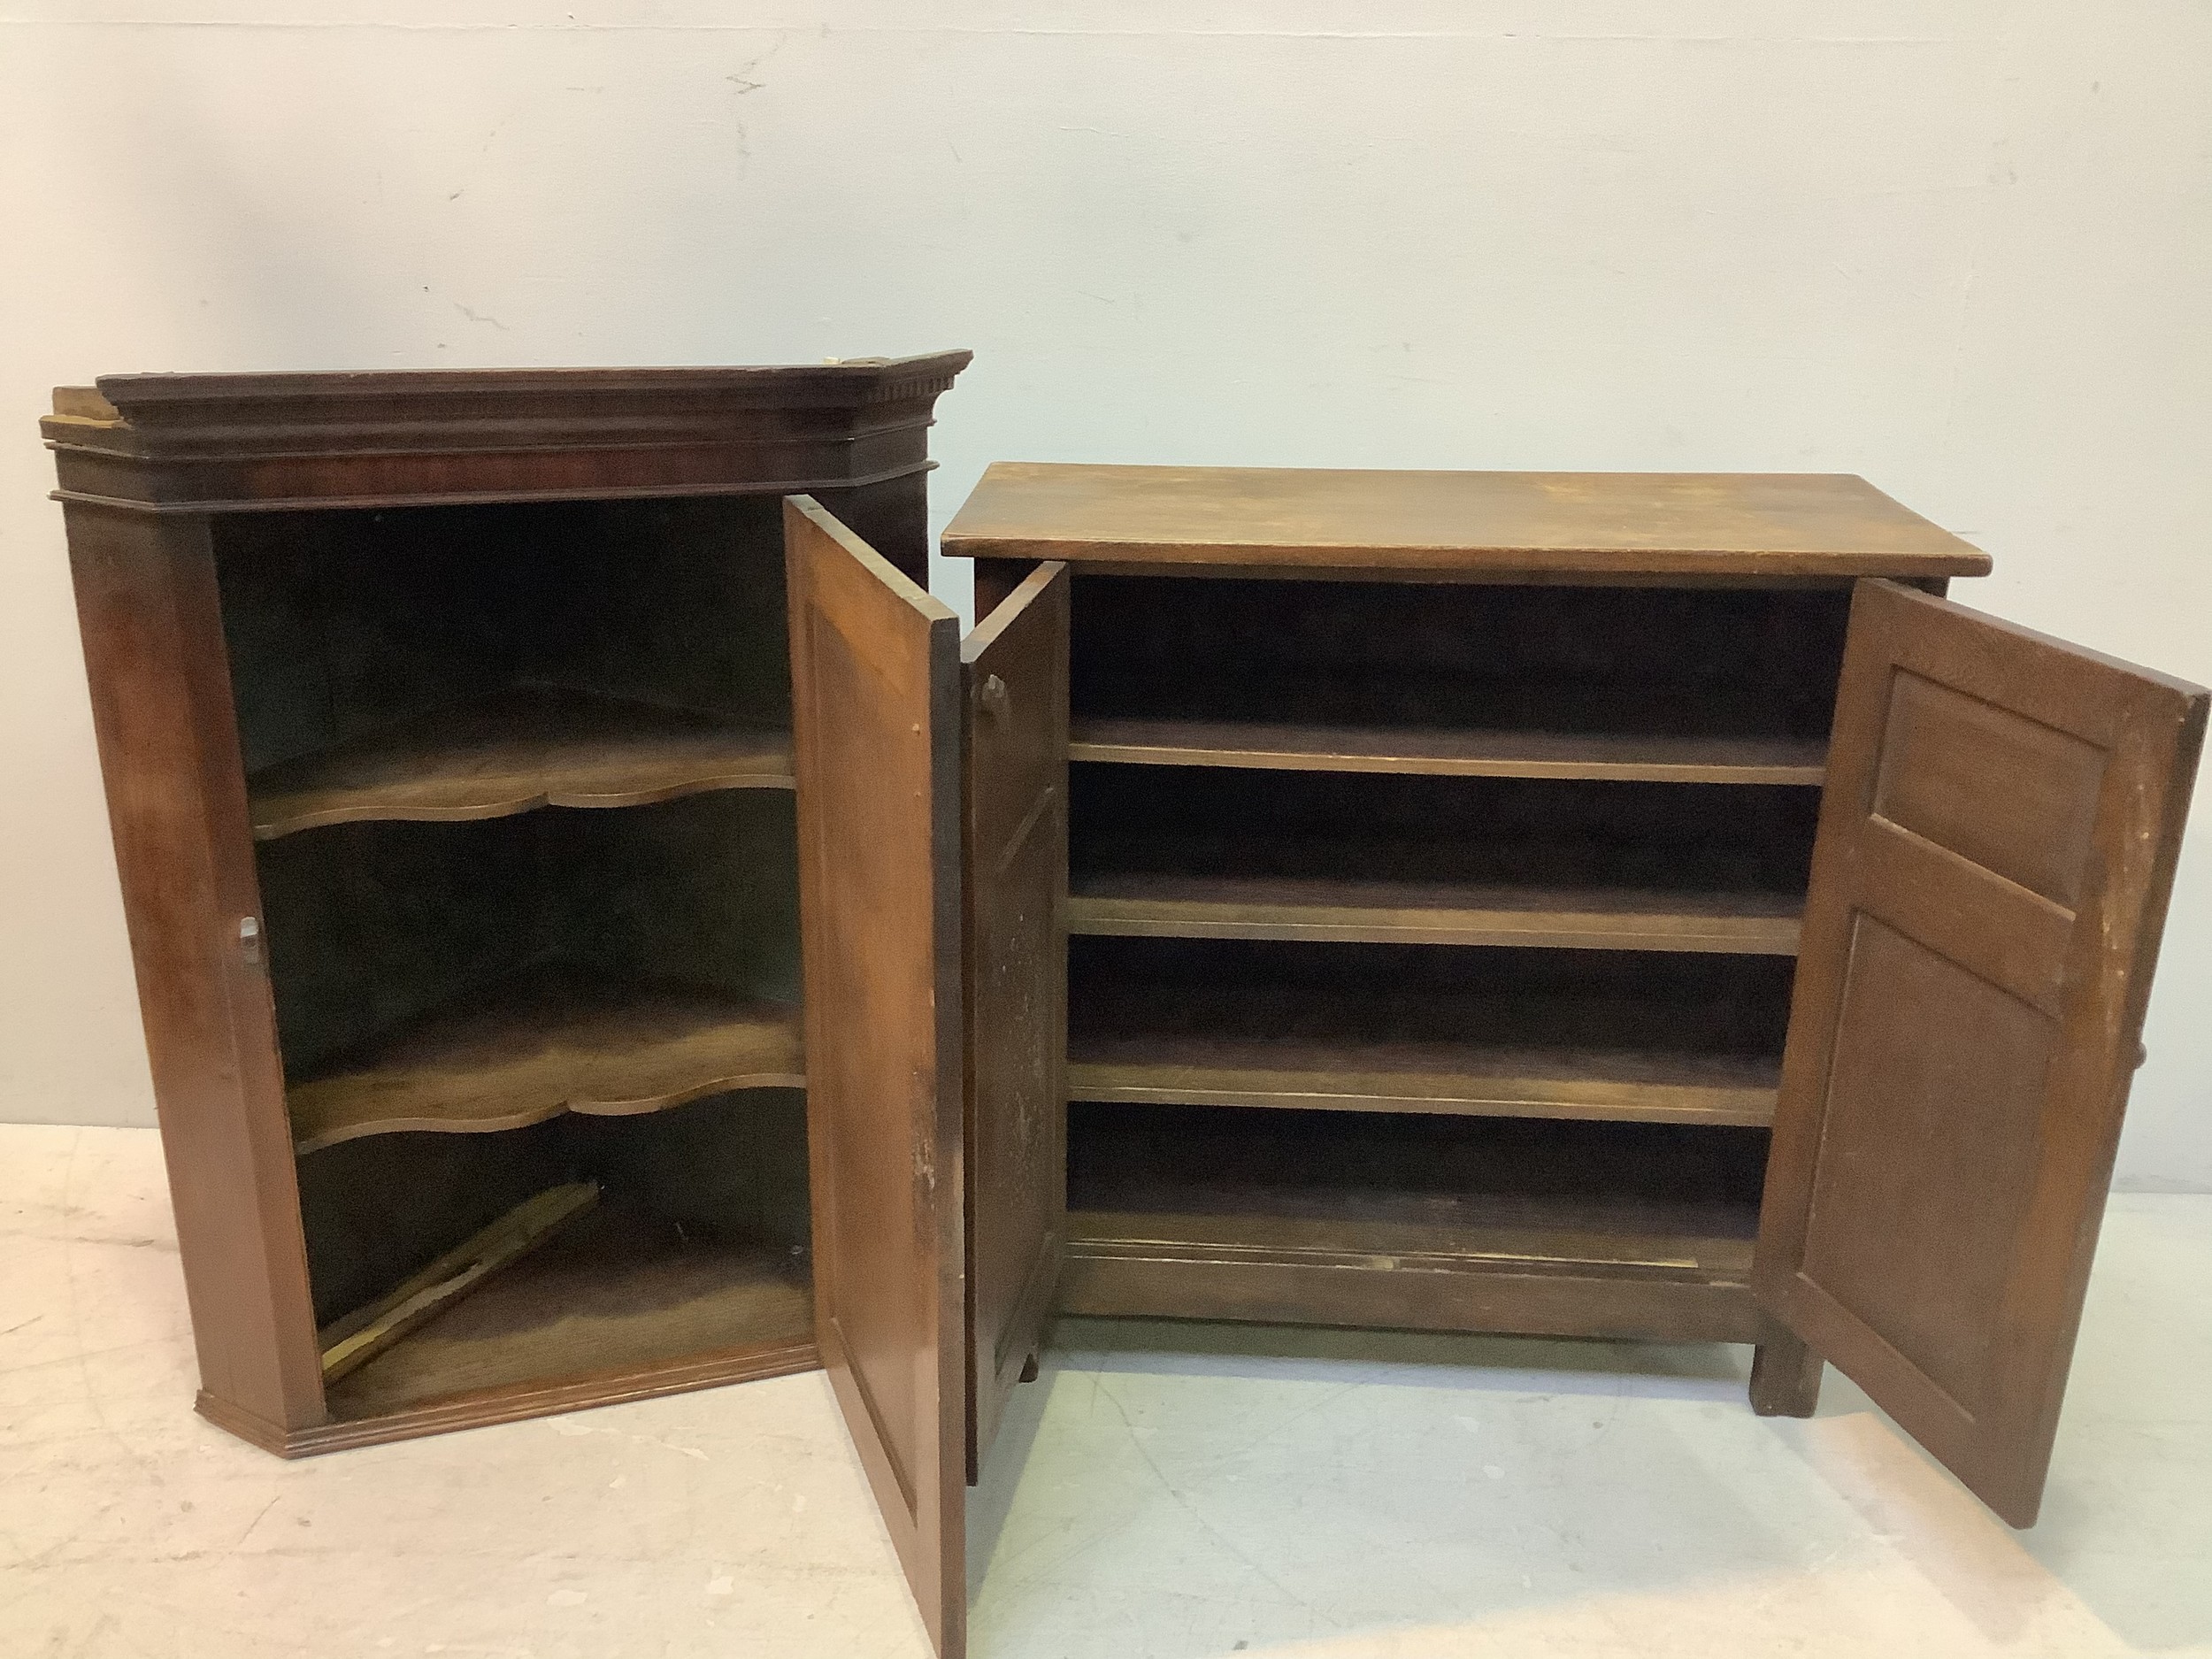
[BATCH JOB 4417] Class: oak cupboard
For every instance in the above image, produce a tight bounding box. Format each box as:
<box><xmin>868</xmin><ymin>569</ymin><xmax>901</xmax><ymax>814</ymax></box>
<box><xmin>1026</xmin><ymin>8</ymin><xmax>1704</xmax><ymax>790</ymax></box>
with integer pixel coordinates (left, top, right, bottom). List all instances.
<box><xmin>42</xmin><ymin>357</ymin><xmax>968</xmax><ymax>1453</ymax></box>
<box><xmin>782</xmin><ymin>463</ymin><xmax>2202</xmax><ymax>1659</ymax></box>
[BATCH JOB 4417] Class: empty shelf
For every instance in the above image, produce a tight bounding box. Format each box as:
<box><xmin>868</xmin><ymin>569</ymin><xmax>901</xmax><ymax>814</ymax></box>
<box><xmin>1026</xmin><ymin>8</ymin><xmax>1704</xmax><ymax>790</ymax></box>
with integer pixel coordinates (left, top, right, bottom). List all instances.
<box><xmin>288</xmin><ymin>966</ymin><xmax>803</xmax><ymax>1154</ymax></box>
<box><xmin>1069</xmin><ymin>717</ymin><xmax>1826</xmax><ymax>784</ymax></box>
<box><xmin>1069</xmin><ymin>870</ymin><xmax>1801</xmax><ymax>955</ymax></box>
<box><xmin>1070</xmin><ymin>1032</ymin><xmax>1778</xmax><ymax>1125</ymax></box>
<box><xmin>1068</xmin><ymin>969</ymin><xmax>1781</xmax><ymax>1125</ymax></box>
<box><xmin>323</xmin><ymin>1198</ymin><xmax>814</xmax><ymax>1420</ymax></box>
<box><xmin>249</xmin><ymin>685</ymin><xmax>794</xmax><ymax>839</ymax></box>
<box><xmin>1061</xmin><ymin>1105</ymin><xmax>1765</xmax><ymax>1339</ymax></box>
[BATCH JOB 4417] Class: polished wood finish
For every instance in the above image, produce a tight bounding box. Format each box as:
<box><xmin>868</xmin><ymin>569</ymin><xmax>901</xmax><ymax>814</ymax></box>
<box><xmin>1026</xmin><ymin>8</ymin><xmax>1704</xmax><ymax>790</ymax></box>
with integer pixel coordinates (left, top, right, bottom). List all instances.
<box><xmin>50</xmin><ymin>361</ymin><xmax>965</xmax><ymax>1457</ymax></box>
<box><xmin>1755</xmin><ymin>580</ymin><xmax>2207</xmax><ymax>1526</ymax></box>
<box><xmin>944</xmin><ymin>464</ymin><xmax>1992</xmax><ymax>577</ymax></box>
<box><xmin>249</xmin><ymin>685</ymin><xmax>792</xmax><ymax>839</ymax></box>
<box><xmin>961</xmin><ymin>563</ymin><xmax>1072</xmax><ymax>1481</ymax></box>
<box><xmin>787</xmin><ymin>497</ymin><xmax>967</xmax><ymax>1658</ymax></box>
<box><xmin>1069</xmin><ymin>715</ymin><xmax>1826</xmax><ymax>784</ymax></box>
<box><xmin>62</xmin><ymin>500</ymin><xmax>326</xmax><ymax>1434</ymax></box>
<box><xmin>47</xmin><ymin>355</ymin><xmax>970</xmax><ymax>521</ymax></box>
<box><xmin>287</xmin><ymin>968</ymin><xmax>803</xmax><ymax>1153</ymax></box>
<box><xmin>319</xmin><ymin>1181</ymin><xmax>601</xmax><ymax>1383</ymax></box>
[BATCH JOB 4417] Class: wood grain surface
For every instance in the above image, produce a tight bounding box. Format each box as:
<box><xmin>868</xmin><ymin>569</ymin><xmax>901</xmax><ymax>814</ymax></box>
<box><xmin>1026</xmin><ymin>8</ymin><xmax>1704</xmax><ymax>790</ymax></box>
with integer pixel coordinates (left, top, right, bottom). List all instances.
<box><xmin>1068</xmin><ymin>871</ymin><xmax>1801</xmax><ymax>956</ymax></box>
<box><xmin>249</xmin><ymin>685</ymin><xmax>792</xmax><ymax>838</ymax></box>
<box><xmin>945</xmin><ymin>464</ymin><xmax>1990</xmax><ymax>577</ymax></box>
<box><xmin>1068</xmin><ymin>715</ymin><xmax>1826</xmax><ymax>784</ymax></box>
<box><xmin>786</xmin><ymin>496</ymin><xmax>969</xmax><ymax>1658</ymax></box>
<box><xmin>1067</xmin><ymin>944</ymin><xmax>1788</xmax><ymax>1125</ymax></box>
<box><xmin>287</xmin><ymin>965</ymin><xmax>803</xmax><ymax>1153</ymax></box>
<box><xmin>323</xmin><ymin>1197</ymin><xmax>813</xmax><ymax>1419</ymax></box>
<box><xmin>1062</xmin><ymin>1105</ymin><xmax>1766</xmax><ymax>1340</ymax></box>
<box><xmin>1756</xmin><ymin>580</ymin><xmax>2207</xmax><ymax>1526</ymax></box>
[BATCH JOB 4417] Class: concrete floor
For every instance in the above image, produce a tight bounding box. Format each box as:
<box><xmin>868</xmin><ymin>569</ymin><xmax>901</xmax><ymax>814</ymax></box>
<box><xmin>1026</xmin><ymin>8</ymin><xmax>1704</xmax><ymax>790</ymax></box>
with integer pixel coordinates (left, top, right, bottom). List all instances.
<box><xmin>5</xmin><ymin>1125</ymin><xmax>2209</xmax><ymax>1659</ymax></box>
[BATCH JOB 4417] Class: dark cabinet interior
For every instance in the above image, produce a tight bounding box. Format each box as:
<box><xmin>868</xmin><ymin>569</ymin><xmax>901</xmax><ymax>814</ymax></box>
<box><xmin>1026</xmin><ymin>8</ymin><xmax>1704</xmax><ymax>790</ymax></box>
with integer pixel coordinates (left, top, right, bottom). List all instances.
<box><xmin>1052</xmin><ymin>569</ymin><xmax>1829</xmax><ymax>1354</ymax></box>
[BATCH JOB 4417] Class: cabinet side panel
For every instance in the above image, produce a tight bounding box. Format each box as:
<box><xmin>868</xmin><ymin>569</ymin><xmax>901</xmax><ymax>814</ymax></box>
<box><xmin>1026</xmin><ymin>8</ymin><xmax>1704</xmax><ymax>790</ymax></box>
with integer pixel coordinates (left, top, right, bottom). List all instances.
<box><xmin>63</xmin><ymin>503</ymin><xmax>326</xmax><ymax>1431</ymax></box>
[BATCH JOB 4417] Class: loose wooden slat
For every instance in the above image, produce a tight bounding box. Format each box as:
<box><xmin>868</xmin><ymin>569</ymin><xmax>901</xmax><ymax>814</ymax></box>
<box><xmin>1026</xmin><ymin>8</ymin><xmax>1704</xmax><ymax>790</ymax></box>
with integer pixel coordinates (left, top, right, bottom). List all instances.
<box><xmin>1068</xmin><ymin>716</ymin><xmax>1826</xmax><ymax>784</ymax></box>
<box><xmin>1068</xmin><ymin>870</ymin><xmax>1802</xmax><ymax>955</ymax></box>
<box><xmin>318</xmin><ymin>1182</ymin><xmax>602</xmax><ymax>1384</ymax></box>
<box><xmin>248</xmin><ymin>684</ymin><xmax>793</xmax><ymax>840</ymax></box>
<box><xmin>288</xmin><ymin>966</ymin><xmax>803</xmax><ymax>1154</ymax></box>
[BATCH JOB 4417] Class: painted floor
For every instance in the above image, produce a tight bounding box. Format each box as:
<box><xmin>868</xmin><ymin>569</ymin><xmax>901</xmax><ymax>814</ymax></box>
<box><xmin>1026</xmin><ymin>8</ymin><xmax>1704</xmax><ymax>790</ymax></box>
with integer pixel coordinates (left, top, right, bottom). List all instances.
<box><xmin>4</xmin><ymin>1123</ymin><xmax>2208</xmax><ymax>1658</ymax></box>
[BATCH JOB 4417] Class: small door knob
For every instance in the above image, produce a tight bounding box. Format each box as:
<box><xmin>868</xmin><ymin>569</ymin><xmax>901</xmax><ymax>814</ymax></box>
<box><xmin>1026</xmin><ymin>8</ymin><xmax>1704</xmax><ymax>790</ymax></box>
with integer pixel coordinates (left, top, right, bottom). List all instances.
<box><xmin>238</xmin><ymin>916</ymin><xmax>263</xmax><ymax>967</ymax></box>
<box><xmin>979</xmin><ymin>674</ymin><xmax>1010</xmax><ymax>718</ymax></box>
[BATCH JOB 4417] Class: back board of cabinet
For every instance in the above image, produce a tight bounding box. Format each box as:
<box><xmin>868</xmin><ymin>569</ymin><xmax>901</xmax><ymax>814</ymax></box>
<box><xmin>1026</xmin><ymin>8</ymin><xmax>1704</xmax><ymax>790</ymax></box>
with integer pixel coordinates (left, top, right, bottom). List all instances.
<box><xmin>43</xmin><ymin>356</ymin><xmax>969</xmax><ymax>1453</ymax></box>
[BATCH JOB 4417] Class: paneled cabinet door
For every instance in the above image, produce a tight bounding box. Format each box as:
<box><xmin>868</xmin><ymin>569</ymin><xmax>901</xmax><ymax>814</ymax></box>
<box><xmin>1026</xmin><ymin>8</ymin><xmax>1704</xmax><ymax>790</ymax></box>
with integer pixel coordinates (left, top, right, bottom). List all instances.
<box><xmin>786</xmin><ymin>496</ymin><xmax>1068</xmax><ymax>1659</ymax></box>
<box><xmin>1755</xmin><ymin>579</ymin><xmax>2206</xmax><ymax>1526</ymax></box>
<box><xmin>962</xmin><ymin>562</ymin><xmax>1071</xmax><ymax>1481</ymax></box>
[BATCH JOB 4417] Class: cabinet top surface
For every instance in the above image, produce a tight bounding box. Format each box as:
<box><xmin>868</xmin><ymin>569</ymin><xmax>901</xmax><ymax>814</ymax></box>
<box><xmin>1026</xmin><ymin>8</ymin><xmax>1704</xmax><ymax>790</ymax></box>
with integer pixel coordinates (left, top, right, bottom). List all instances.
<box><xmin>942</xmin><ymin>463</ymin><xmax>1990</xmax><ymax>578</ymax></box>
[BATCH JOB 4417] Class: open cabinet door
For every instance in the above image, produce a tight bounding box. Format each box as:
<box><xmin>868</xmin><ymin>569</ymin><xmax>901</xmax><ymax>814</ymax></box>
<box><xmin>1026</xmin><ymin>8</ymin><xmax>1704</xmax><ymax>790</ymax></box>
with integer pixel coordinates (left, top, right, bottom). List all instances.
<box><xmin>786</xmin><ymin>497</ymin><xmax>969</xmax><ymax>1655</ymax></box>
<box><xmin>1755</xmin><ymin>579</ymin><xmax>2205</xmax><ymax>1526</ymax></box>
<box><xmin>962</xmin><ymin>562</ymin><xmax>1071</xmax><ymax>1480</ymax></box>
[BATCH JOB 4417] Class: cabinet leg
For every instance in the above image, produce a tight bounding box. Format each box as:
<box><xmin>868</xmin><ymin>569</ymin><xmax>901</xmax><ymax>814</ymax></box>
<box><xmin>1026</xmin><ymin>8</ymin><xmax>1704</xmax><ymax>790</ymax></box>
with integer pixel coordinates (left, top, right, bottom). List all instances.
<box><xmin>1749</xmin><ymin>1330</ymin><xmax>1824</xmax><ymax>1417</ymax></box>
<box><xmin>1018</xmin><ymin>1352</ymin><xmax>1041</xmax><ymax>1385</ymax></box>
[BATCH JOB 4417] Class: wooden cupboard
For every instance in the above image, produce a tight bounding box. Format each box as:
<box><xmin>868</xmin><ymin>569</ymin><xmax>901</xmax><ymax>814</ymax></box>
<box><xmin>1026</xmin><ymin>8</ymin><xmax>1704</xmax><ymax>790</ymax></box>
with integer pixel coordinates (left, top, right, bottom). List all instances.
<box><xmin>41</xmin><ymin>357</ymin><xmax>969</xmax><ymax>1453</ymax></box>
<box><xmin>51</xmin><ymin>403</ymin><xmax>2208</xmax><ymax>1659</ymax></box>
<box><xmin>781</xmin><ymin>463</ymin><xmax>2205</xmax><ymax>1658</ymax></box>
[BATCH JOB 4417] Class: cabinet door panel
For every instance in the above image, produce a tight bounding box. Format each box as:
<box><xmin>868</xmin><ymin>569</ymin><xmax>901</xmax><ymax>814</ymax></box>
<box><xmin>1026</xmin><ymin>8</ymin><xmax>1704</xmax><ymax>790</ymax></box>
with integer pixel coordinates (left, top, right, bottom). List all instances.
<box><xmin>963</xmin><ymin>562</ymin><xmax>1070</xmax><ymax>1479</ymax></box>
<box><xmin>1757</xmin><ymin>579</ymin><xmax>2205</xmax><ymax>1525</ymax></box>
<box><xmin>786</xmin><ymin>497</ymin><xmax>967</xmax><ymax>1656</ymax></box>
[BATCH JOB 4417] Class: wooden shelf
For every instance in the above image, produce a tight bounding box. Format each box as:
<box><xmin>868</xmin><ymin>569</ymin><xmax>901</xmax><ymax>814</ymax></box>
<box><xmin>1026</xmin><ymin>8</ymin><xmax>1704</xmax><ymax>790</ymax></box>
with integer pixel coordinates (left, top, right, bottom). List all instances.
<box><xmin>1069</xmin><ymin>870</ymin><xmax>1801</xmax><ymax>955</ymax></box>
<box><xmin>288</xmin><ymin>966</ymin><xmax>803</xmax><ymax>1154</ymax></box>
<box><xmin>249</xmin><ymin>685</ymin><xmax>793</xmax><ymax>840</ymax></box>
<box><xmin>1069</xmin><ymin>716</ymin><xmax>1825</xmax><ymax>784</ymax></box>
<box><xmin>323</xmin><ymin>1197</ymin><xmax>813</xmax><ymax>1420</ymax></box>
<box><xmin>1067</xmin><ymin>972</ymin><xmax>1780</xmax><ymax>1126</ymax></box>
<box><xmin>1060</xmin><ymin>1105</ymin><xmax>1765</xmax><ymax>1340</ymax></box>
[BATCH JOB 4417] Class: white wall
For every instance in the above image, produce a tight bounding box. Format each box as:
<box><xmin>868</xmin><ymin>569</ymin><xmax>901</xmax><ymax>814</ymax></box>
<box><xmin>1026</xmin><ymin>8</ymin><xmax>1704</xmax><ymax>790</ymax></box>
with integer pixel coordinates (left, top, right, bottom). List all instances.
<box><xmin>3</xmin><ymin>1</ymin><xmax>2208</xmax><ymax>1185</ymax></box>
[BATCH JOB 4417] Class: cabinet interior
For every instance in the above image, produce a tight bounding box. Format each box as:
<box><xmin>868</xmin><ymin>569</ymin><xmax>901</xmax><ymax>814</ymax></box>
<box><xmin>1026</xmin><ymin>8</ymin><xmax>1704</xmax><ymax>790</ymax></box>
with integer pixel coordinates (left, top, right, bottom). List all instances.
<box><xmin>211</xmin><ymin>495</ymin><xmax>811</xmax><ymax>1420</ymax></box>
<box><xmin>1069</xmin><ymin>575</ymin><xmax>1853</xmax><ymax>781</ymax></box>
<box><xmin>1070</xmin><ymin>1102</ymin><xmax>1768</xmax><ymax>1266</ymax></box>
<box><xmin>1059</xmin><ymin>573</ymin><xmax>1841</xmax><ymax>1340</ymax></box>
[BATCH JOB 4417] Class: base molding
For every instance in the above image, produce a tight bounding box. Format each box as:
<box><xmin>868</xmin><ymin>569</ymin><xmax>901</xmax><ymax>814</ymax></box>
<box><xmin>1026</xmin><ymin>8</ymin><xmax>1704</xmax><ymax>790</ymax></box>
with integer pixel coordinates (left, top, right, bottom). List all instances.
<box><xmin>196</xmin><ymin>1340</ymin><xmax>821</xmax><ymax>1457</ymax></box>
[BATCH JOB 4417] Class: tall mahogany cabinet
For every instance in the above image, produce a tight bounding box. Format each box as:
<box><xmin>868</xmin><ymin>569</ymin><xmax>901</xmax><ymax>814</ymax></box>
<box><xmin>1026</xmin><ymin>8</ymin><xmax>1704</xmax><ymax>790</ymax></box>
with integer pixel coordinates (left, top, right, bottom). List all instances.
<box><xmin>786</xmin><ymin>464</ymin><xmax>2205</xmax><ymax>1659</ymax></box>
<box><xmin>42</xmin><ymin>356</ymin><xmax>967</xmax><ymax>1453</ymax></box>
